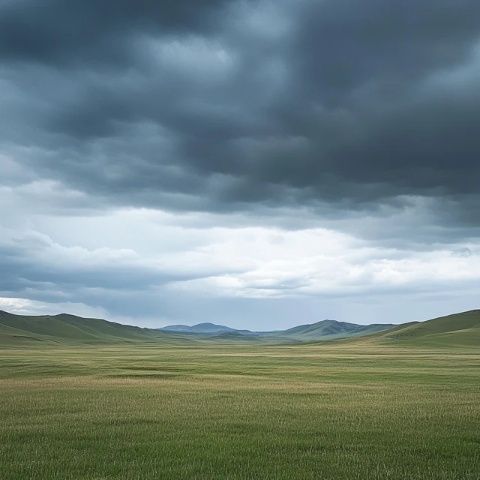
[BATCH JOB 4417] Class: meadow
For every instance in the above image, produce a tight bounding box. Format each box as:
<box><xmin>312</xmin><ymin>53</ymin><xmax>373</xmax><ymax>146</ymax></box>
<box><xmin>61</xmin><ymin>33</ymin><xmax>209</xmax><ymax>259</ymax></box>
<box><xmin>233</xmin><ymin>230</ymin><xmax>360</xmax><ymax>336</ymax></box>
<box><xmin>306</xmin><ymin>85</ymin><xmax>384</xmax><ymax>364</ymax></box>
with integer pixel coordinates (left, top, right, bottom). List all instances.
<box><xmin>1</xmin><ymin>340</ymin><xmax>479</xmax><ymax>479</ymax></box>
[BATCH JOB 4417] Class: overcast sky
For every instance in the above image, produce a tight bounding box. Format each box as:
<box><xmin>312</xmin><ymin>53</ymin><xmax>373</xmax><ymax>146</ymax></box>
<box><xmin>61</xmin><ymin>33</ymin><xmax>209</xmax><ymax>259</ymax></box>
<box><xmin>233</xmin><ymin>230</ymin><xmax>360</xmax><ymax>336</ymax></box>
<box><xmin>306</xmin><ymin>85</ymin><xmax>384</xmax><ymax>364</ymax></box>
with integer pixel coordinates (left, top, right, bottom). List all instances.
<box><xmin>1</xmin><ymin>0</ymin><xmax>479</xmax><ymax>329</ymax></box>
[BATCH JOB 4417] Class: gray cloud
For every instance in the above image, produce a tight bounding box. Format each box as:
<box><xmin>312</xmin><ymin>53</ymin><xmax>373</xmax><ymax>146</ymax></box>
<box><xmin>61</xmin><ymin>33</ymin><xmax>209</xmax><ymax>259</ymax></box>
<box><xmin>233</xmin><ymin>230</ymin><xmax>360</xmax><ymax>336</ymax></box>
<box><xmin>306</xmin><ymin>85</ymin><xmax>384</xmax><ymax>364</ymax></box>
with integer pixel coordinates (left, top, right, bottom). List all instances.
<box><xmin>1</xmin><ymin>0</ymin><xmax>480</xmax><ymax>226</ymax></box>
<box><xmin>0</xmin><ymin>0</ymin><xmax>228</xmax><ymax>66</ymax></box>
<box><xmin>1</xmin><ymin>0</ymin><xmax>480</xmax><ymax>326</ymax></box>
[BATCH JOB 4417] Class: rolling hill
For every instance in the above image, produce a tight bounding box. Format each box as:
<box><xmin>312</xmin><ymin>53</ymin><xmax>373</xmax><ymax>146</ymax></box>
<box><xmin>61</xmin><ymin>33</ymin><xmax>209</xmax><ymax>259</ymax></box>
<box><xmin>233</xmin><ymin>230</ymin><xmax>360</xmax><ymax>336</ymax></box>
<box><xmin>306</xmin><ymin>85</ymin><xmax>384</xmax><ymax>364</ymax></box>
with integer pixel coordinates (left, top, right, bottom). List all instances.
<box><xmin>373</xmin><ymin>310</ymin><xmax>480</xmax><ymax>346</ymax></box>
<box><xmin>0</xmin><ymin>310</ymin><xmax>183</xmax><ymax>346</ymax></box>
<box><xmin>161</xmin><ymin>319</ymin><xmax>394</xmax><ymax>341</ymax></box>
<box><xmin>0</xmin><ymin>311</ymin><xmax>393</xmax><ymax>345</ymax></box>
<box><xmin>1</xmin><ymin>309</ymin><xmax>479</xmax><ymax>347</ymax></box>
<box><xmin>274</xmin><ymin>319</ymin><xmax>393</xmax><ymax>341</ymax></box>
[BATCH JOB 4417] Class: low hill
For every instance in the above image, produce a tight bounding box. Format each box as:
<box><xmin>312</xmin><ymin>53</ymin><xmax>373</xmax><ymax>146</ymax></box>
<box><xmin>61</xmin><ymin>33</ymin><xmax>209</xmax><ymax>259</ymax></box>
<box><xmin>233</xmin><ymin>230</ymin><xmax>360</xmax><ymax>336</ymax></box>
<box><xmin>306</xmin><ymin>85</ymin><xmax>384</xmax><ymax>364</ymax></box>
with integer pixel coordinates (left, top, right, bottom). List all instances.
<box><xmin>2</xmin><ymin>309</ymin><xmax>479</xmax><ymax>347</ymax></box>
<box><xmin>3</xmin><ymin>310</ymin><xmax>388</xmax><ymax>345</ymax></box>
<box><xmin>276</xmin><ymin>319</ymin><xmax>393</xmax><ymax>341</ymax></box>
<box><xmin>0</xmin><ymin>310</ymin><xmax>182</xmax><ymax>346</ymax></box>
<box><xmin>370</xmin><ymin>310</ymin><xmax>480</xmax><ymax>347</ymax></box>
<box><xmin>161</xmin><ymin>319</ymin><xmax>393</xmax><ymax>341</ymax></box>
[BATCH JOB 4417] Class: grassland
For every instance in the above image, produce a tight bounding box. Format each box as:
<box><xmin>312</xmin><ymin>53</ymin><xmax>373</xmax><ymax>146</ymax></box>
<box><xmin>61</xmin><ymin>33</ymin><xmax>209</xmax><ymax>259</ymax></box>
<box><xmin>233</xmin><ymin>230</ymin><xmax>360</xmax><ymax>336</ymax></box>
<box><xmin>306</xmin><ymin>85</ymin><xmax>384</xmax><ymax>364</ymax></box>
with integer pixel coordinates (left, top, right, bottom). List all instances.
<box><xmin>1</xmin><ymin>338</ymin><xmax>479</xmax><ymax>479</ymax></box>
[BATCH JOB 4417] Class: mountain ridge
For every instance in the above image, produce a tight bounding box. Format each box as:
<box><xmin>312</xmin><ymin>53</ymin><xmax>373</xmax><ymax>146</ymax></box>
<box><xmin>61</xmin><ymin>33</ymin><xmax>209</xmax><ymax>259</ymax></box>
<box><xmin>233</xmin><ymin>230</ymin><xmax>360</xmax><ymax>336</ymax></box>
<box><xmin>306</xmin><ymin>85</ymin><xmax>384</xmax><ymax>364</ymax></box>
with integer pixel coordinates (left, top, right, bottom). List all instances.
<box><xmin>160</xmin><ymin>318</ymin><xmax>394</xmax><ymax>340</ymax></box>
<box><xmin>161</xmin><ymin>322</ymin><xmax>252</xmax><ymax>334</ymax></box>
<box><xmin>1</xmin><ymin>309</ymin><xmax>479</xmax><ymax>346</ymax></box>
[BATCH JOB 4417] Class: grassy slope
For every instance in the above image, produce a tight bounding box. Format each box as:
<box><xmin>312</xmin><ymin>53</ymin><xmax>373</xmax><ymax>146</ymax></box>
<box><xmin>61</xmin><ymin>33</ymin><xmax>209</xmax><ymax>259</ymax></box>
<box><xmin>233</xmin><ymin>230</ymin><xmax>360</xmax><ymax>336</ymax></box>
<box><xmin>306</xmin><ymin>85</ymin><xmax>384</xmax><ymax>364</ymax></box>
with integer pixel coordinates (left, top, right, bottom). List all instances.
<box><xmin>373</xmin><ymin>310</ymin><xmax>480</xmax><ymax>347</ymax></box>
<box><xmin>0</xmin><ymin>311</ymin><xmax>394</xmax><ymax>345</ymax></box>
<box><xmin>0</xmin><ymin>311</ymin><xmax>188</xmax><ymax>346</ymax></box>
<box><xmin>2</xmin><ymin>309</ymin><xmax>479</xmax><ymax>347</ymax></box>
<box><xmin>0</xmin><ymin>341</ymin><xmax>479</xmax><ymax>480</ymax></box>
<box><xmin>278</xmin><ymin>320</ymin><xmax>393</xmax><ymax>341</ymax></box>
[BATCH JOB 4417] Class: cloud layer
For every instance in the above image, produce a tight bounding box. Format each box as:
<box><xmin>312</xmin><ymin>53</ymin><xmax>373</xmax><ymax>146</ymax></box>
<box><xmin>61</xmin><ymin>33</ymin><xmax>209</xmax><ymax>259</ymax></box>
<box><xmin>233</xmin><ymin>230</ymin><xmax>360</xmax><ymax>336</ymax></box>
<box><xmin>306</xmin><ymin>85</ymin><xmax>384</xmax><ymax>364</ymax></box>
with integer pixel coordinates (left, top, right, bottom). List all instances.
<box><xmin>1</xmin><ymin>0</ymin><xmax>479</xmax><ymax>327</ymax></box>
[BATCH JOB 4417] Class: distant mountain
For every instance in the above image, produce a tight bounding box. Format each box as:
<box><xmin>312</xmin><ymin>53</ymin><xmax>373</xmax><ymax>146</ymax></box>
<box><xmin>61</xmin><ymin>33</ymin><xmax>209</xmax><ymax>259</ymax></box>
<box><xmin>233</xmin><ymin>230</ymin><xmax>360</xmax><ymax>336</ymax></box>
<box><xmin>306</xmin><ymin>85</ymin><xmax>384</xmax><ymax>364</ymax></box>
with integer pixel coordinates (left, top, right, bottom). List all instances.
<box><xmin>161</xmin><ymin>322</ymin><xmax>252</xmax><ymax>334</ymax></box>
<box><xmin>161</xmin><ymin>324</ymin><xmax>200</xmax><ymax>333</ymax></box>
<box><xmin>267</xmin><ymin>319</ymin><xmax>393</xmax><ymax>341</ymax></box>
<box><xmin>2</xmin><ymin>309</ymin><xmax>479</xmax><ymax>347</ymax></box>
<box><xmin>160</xmin><ymin>319</ymin><xmax>392</xmax><ymax>341</ymax></box>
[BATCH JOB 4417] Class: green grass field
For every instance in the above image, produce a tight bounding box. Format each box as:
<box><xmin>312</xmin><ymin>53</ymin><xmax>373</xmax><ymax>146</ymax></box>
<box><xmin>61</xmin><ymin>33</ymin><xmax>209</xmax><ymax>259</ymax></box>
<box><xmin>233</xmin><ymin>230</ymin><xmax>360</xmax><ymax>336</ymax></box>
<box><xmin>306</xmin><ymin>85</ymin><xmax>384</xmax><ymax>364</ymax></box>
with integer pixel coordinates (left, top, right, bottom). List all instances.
<box><xmin>1</xmin><ymin>338</ymin><xmax>479</xmax><ymax>479</ymax></box>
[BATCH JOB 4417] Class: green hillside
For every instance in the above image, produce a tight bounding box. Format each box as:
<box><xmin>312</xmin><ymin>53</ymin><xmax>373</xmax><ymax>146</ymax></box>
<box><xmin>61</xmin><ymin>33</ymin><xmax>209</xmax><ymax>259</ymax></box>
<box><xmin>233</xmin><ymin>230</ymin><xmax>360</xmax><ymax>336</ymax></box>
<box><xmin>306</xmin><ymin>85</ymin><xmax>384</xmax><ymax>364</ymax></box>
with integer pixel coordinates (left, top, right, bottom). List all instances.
<box><xmin>2</xmin><ymin>309</ymin><xmax>479</xmax><ymax>347</ymax></box>
<box><xmin>372</xmin><ymin>310</ymin><xmax>480</xmax><ymax>347</ymax></box>
<box><xmin>277</xmin><ymin>319</ymin><xmax>393</xmax><ymax>341</ymax></box>
<box><xmin>0</xmin><ymin>311</ymin><xmax>184</xmax><ymax>346</ymax></box>
<box><xmin>3</xmin><ymin>311</ymin><xmax>388</xmax><ymax>346</ymax></box>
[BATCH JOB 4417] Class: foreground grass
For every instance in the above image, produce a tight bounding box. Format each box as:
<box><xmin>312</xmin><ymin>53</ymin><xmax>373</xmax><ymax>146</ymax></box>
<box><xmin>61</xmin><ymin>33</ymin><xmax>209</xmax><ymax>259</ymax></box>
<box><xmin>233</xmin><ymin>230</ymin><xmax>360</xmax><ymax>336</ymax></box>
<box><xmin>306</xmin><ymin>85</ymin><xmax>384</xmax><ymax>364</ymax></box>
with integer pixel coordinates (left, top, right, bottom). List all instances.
<box><xmin>0</xmin><ymin>342</ymin><xmax>479</xmax><ymax>479</ymax></box>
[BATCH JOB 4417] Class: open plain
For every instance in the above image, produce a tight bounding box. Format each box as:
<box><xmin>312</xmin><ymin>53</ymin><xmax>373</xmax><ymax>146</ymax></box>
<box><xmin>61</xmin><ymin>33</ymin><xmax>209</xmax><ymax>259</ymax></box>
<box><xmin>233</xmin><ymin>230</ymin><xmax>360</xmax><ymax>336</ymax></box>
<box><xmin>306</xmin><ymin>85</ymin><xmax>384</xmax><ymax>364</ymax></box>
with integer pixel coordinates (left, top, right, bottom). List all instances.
<box><xmin>1</xmin><ymin>334</ymin><xmax>479</xmax><ymax>480</ymax></box>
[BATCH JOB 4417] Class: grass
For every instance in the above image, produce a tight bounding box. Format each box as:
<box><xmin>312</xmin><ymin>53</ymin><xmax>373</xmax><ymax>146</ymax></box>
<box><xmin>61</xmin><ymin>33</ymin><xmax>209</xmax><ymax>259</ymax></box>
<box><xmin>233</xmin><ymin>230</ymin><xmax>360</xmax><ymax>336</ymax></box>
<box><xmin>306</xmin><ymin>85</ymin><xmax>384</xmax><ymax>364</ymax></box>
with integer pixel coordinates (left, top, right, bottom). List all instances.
<box><xmin>383</xmin><ymin>310</ymin><xmax>480</xmax><ymax>347</ymax></box>
<box><xmin>2</xmin><ymin>309</ymin><xmax>479</xmax><ymax>347</ymax></box>
<box><xmin>0</xmin><ymin>311</ymin><xmax>192</xmax><ymax>346</ymax></box>
<box><xmin>1</xmin><ymin>340</ymin><xmax>479</xmax><ymax>479</ymax></box>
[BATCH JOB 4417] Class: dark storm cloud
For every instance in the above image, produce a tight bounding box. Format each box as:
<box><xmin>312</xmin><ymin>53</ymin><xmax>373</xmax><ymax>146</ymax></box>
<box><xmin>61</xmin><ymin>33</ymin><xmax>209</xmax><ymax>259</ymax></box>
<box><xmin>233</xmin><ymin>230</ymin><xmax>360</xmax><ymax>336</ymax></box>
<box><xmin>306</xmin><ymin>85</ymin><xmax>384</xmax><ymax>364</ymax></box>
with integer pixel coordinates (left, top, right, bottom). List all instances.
<box><xmin>0</xmin><ymin>0</ymin><xmax>228</xmax><ymax>65</ymax></box>
<box><xmin>294</xmin><ymin>0</ymin><xmax>480</xmax><ymax>102</ymax></box>
<box><xmin>1</xmin><ymin>0</ymin><xmax>480</xmax><ymax>232</ymax></box>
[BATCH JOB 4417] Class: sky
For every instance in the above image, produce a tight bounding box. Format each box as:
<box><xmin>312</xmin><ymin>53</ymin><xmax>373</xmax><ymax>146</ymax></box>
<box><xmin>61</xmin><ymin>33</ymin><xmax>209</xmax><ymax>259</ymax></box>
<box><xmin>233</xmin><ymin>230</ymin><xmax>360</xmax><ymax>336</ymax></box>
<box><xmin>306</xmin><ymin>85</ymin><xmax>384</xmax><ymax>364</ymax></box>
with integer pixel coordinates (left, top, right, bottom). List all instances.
<box><xmin>1</xmin><ymin>0</ymin><xmax>480</xmax><ymax>329</ymax></box>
